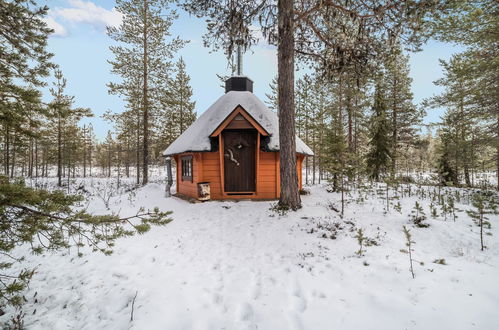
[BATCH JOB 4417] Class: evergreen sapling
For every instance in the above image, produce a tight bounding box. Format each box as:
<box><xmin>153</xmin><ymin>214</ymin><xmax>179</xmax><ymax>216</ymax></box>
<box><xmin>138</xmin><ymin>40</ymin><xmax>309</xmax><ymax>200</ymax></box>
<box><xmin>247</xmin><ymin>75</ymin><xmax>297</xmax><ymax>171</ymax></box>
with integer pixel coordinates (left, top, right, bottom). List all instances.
<box><xmin>410</xmin><ymin>201</ymin><xmax>429</xmax><ymax>228</ymax></box>
<box><xmin>355</xmin><ymin>228</ymin><xmax>366</xmax><ymax>256</ymax></box>
<box><xmin>401</xmin><ymin>226</ymin><xmax>416</xmax><ymax>279</ymax></box>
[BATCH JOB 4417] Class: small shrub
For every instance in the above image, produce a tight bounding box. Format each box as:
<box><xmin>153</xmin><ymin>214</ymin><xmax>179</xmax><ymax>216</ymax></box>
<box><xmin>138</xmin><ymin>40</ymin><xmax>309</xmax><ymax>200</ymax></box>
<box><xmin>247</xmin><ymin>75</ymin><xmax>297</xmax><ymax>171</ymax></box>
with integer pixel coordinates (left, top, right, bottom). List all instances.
<box><xmin>269</xmin><ymin>202</ymin><xmax>289</xmax><ymax>216</ymax></box>
<box><xmin>433</xmin><ymin>258</ymin><xmax>447</xmax><ymax>265</ymax></box>
<box><xmin>397</xmin><ymin>175</ymin><xmax>415</xmax><ymax>184</ymax></box>
<box><xmin>299</xmin><ymin>188</ymin><xmax>310</xmax><ymax>195</ymax></box>
<box><xmin>355</xmin><ymin>228</ymin><xmax>366</xmax><ymax>257</ymax></box>
<box><xmin>410</xmin><ymin>201</ymin><xmax>430</xmax><ymax>228</ymax></box>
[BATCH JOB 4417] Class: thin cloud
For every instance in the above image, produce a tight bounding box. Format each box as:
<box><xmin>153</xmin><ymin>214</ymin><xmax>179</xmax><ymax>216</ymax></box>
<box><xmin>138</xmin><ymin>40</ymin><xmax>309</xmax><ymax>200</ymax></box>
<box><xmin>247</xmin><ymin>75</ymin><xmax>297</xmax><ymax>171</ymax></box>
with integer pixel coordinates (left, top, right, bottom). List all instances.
<box><xmin>43</xmin><ymin>16</ymin><xmax>68</xmax><ymax>37</ymax></box>
<box><xmin>51</xmin><ymin>0</ymin><xmax>122</xmax><ymax>31</ymax></box>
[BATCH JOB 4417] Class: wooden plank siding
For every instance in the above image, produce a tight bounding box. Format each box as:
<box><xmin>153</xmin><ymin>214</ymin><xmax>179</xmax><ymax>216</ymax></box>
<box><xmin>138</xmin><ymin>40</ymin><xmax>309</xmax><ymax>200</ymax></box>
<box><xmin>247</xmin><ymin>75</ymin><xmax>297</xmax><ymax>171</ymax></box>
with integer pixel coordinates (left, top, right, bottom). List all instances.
<box><xmin>174</xmin><ymin>153</ymin><xmax>200</xmax><ymax>198</ymax></box>
<box><xmin>175</xmin><ymin>150</ymin><xmax>305</xmax><ymax>200</ymax></box>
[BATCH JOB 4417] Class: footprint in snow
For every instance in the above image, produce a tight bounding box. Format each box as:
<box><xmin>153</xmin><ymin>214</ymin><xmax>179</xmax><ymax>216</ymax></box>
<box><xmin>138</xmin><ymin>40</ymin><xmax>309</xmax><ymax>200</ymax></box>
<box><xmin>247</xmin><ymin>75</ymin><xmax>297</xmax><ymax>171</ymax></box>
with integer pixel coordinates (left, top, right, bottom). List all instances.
<box><xmin>236</xmin><ymin>303</ymin><xmax>258</xmax><ymax>330</ymax></box>
<box><xmin>287</xmin><ymin>312</ymin><xmax>304</xmax><ymax>330</ymax></box>
<box><xmin>237</xmin><ymin>302</ymin><xmax>254</xmax><ymax>321</ymax></box>
<box><xmin>212</xmin><ymin>293</ymin><xmax>223</xmax><ymax>305</ymax></box>
<box><xmin>249</xmin><ymin>271</ymin><xmax>261</xmax><ymax>300</ymax></box>
<box><xmin>289</xmin><ymin>277</ymin><xmax>307</xmax><ymax>313</ymax></box>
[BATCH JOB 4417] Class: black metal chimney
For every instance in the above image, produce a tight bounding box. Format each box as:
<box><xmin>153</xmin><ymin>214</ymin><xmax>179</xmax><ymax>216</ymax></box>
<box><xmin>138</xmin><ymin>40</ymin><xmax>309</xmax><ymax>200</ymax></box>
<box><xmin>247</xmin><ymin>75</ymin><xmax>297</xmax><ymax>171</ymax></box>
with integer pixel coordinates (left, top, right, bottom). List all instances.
<box><xmin>225</xmin><ymin>43</ymin><xmax>253</xmax><ymax>93</ymax></box>
<box><xmin>225</xmin><ymin>76</ymin><xmax>253</xmax><ymax>93</ymax></box>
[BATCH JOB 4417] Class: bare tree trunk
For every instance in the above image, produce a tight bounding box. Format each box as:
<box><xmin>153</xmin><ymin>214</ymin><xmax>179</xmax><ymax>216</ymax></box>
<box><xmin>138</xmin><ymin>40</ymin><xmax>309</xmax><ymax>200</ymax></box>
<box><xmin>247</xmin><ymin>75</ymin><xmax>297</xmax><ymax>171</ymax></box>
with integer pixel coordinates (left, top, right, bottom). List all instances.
<box><xmin>391</xmin><ymin>81</ymin><xmax>398</xmax><ymax>177</ymax></box>
<box><xmin>464</xmin><ymin>164</ymin><xmax>471</xmax><ymax>187</ymax></box>
<box><xmin>4</xmin><ymin>125</ymin><xmax>9</xmax><ymax>176</ymax></box>
<box><xmin>57</xmin><ymin>116</ymin><xmax>62</xmax><ymax>186</ymax></box>
<box><xmin>35</xmin><ymin>138</ymin><xmax>39</xmax><ymax>177</ymax></box>
<box><xmin>42</xmin><ymin>146</ymin><xmax>46</xmax><ymax>177</ymax></box>
<box><xmin>277</xmin><ymin>0</ymin><xmax>300</xmax><ymax>209</ymax></box>
<box><xmin>354</xmin><ymin>91</ymin><xmax>359</xmax><ymax>183</ymax></box>
<box><xmin>117</xmin><ymin>149</ymin><xmax>121</xmax><ymax>188</ymax></box>
<box><xmin>496</xmin><ymin>112</ymin><xmax>499</xmax><ymax>190</ymax></box>
<box><xmin>347</xmin><ymin>92</ymin><xmax>353</xmax><ymax>152</ymax></box>
<box><xmin>312</xmin><ymin>137</ymin><xmax>316</xmax><ymax>185</ymax></box>
<box><xmin>165</xmin><ymin>157</ymin><xmax>173</xmax><ymax>197</ymax></box>
<box><xmin>108</xmin><ymin>143</ymin><xmax>112</xmax><ymax>178</ymax></box>
<box><xmin>180</xmin><ymin>90</ymin><xmax>184</xmax><ymax>133</ymax></box>
<box><xmin>67</xmin><ymin>147</ymin><xmax>71</xmax><ymax>192</ymax></box>
<box><xmin>29</xmin><ymin>135</ymin><xmax>33</xmax><ymax>177</ymax></box>
<box><xmin>126</xmin><ymin>137</ymin><xmax>130</xmax><ymax>178</ymax></box>
<box><xmin>89</xmin><ymin>139</ymin><xmax>92</xmax><ymax>177</ymax></box>
<box><xmin>142</xmin><ymin>0</ymin><xmax>149</xmax><ymax>186</ymax></box>
<box><xmin>305</xmin><ymin>107</ymin><xmax>309</xmax><ymax>185</ymax></box>
<box><xmin>83</xmin><ymin>125</ymin><xmax>87</xmax><ymax>178</ymax></box>
<box><xmin>10</xmin><ymin>133</ymin><xmax>16</xmax><ymax>178</ymax></box>
<box><xmin>136</xmin><ymin>108</ymin><xmax>141</xmax><ymax>185</ymax></box>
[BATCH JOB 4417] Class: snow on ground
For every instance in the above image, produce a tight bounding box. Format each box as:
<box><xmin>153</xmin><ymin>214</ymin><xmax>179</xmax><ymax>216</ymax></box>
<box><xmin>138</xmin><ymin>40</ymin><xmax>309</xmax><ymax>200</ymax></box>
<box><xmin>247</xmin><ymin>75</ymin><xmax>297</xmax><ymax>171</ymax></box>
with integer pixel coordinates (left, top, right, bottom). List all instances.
<box><xmin>3</xmin><ymin>179</ymin><xmax>499</xmax><ymax>330</ymax></box>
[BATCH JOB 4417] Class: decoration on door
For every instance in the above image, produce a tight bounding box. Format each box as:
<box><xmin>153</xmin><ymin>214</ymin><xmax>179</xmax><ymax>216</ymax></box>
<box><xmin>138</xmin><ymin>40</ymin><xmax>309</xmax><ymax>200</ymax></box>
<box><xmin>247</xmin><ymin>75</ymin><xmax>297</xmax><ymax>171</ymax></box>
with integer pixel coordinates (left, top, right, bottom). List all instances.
<box><xmin>224</xmin><ymin>149</ymin><xmax>240</xmax><ymax>166</ymax></box>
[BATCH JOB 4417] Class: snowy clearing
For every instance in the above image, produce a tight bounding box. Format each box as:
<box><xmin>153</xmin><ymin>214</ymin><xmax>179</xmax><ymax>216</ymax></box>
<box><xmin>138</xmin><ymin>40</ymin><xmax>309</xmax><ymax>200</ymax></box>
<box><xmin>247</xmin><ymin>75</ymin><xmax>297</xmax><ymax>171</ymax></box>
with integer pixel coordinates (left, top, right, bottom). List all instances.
<box><xmin>3</xmin><ymin>179</ymin><xmax>499</xmax><ymax>330</ymax></box>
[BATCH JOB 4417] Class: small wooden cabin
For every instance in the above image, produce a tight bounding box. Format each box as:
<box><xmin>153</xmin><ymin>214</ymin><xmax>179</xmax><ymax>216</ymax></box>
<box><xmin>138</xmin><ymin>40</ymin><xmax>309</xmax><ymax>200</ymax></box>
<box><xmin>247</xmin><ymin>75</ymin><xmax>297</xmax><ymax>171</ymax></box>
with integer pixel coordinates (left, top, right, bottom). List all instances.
<box><xmin>163</xmin><ymin>76</ymin><xmax>313</xmax><ymax>200</ymax></box>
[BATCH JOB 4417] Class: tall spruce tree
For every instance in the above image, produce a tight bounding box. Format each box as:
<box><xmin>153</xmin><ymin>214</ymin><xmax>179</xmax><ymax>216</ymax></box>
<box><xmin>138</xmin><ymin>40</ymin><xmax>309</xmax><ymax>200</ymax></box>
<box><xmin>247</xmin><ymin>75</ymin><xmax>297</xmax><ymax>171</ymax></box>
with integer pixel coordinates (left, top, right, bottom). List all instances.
<box><xmin>324</xmin><ymin>104</ymin><xmax>347</xmax><ymax>191</ymax></box>
<box><xmin>366</xmin><ymin>81</ymin><xmax>391</xmax><ymax>181</ymax></box>
<box><xmin>171</xmin><ymin>57</ymin><xmax>196</xmax><ymax>135</ymax></box>
<box><xmin>436</xmin><ymin>124</ymin><xmax>459</xmax><ymax>186</ymax></box>
<box><xmin>384</xmin><ymin>46</ymin><xmax>420</xmax><ymax>177</ymax></box>
<box><xmin>152</xmin><ymin>57</ymin><xmax>196</xmax><ymax>158</ymax></box>
<box><xmin>107</xmin><ymin>0</ymin><xmax>184</xmax><ymax>185</ymax></box>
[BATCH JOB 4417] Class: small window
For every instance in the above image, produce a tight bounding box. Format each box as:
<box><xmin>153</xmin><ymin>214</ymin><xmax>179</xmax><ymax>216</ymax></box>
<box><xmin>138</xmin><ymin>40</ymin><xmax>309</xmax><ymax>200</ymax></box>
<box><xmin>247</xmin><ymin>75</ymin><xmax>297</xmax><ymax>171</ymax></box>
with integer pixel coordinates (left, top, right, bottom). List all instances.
<box><xmin>181</xmin><ymin>155</ymin><xmax>193</xmax><ymax>182</ymax></box>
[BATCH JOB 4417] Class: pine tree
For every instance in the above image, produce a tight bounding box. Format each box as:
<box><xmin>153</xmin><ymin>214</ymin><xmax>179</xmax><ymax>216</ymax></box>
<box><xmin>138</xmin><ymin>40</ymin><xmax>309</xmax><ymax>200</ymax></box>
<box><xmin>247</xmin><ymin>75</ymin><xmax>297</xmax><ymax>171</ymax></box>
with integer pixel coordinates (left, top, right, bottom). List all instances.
<box><xmin>107</xmin><ymin>0</ymin><xmax>185</xmax><ymax>185</ymax></box>
<box><xmin>431</xmin><ymin>0</ymin><xmax>499</xmax><ymax>189</ymax></box>
<box><xmin>324</xmin><ymin>101</ymin><xmax>347</xmax><ymax>192</ymax></box>
<box><xmin>172</xmin><ymin>57</ymin><xmax>196</xmax><ymax>135</ymax></box>
<box><xmin>436</xmin><ymin>128</ymin><xmax>458</xmax><ymax>186</ymax></box>
<box><xmin>366</xmin><ymin>81</ymin><xmax>391</xmax><ymax>181</ymax></box>
<box><xmin>1</xmin><ymin>0</ymin><xmax>55</xmax><ymax>179</ymax></box>
<box><xmin>48</xmin><ymin>69</ymin><xmax>92</xmax><ymax>186</ymax></box>
<box><xmin>384</xmin><ymin>46</ymin><xmax>420</xmax><ymax>177</ymax></box>
<box><xmin>157</xmin><ymin>57</ymin><xmax>196</xmax><ymax>152</ymax></box>
<box><xmin>440</xmin><ymin>58</ymin><xmax>474</xmax><ymax>186</ymax></box>
<box><xmin>467</xmin><ymin>193</ymin><xmax>498</xmax><ymax>251</ymax></box>
<box><xmin>295</xmin><ymin>75</ymin><xmax>314</xmax><ymax>184</ymax></box>
<box><xmin>265</xmin><ymin>75</ymin><xmax>278</xmax><ymax>112</ymax></box>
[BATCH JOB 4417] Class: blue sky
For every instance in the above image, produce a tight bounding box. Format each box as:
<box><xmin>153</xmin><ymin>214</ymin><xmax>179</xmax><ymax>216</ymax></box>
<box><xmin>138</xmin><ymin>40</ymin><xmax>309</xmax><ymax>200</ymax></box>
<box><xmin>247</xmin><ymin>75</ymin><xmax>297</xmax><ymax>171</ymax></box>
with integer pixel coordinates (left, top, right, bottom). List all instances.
<box><xmin>41</xmin><ymin>0</ymin><xmax>462</xmax><ymax>139</ymax></box>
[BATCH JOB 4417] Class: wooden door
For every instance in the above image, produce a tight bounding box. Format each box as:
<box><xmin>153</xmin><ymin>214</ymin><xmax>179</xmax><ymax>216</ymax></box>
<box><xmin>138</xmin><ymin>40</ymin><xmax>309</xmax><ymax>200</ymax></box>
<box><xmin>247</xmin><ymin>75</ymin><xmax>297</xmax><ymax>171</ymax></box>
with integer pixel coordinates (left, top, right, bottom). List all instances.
<box><xmin>223</xmin><ymin>130</ymin><xmax>256</xmax><ymax>192</ymax></box>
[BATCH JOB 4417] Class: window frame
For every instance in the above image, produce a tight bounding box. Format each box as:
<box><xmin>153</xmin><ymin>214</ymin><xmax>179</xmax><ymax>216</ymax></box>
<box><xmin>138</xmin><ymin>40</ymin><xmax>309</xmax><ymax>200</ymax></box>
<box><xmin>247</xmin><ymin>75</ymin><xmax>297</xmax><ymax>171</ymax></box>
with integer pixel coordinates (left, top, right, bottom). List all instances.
<box><xmin>180</xmin><ymin>155</ymin><xmax>193</xmax><ymax>182</ymax></box>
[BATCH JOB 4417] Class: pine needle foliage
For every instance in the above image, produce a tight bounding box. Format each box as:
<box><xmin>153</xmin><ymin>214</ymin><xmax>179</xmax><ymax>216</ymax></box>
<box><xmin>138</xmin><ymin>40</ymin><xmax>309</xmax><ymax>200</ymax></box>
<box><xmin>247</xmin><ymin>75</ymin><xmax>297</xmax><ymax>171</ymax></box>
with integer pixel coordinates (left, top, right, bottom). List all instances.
<box><xmin>0</xmin><ymin>177</ymin><xmax>172</xmax><ymax>322</ymax></box>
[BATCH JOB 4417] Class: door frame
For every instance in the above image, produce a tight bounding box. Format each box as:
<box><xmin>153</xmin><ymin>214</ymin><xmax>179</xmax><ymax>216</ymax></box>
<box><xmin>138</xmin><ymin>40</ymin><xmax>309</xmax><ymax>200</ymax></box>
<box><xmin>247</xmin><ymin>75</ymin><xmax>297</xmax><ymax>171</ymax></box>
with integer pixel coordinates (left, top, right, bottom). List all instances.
<box><xmin>212</xmin><ymin>106</ymin><xmax>267</xmax><ymax>198</ymax></box>
<box><xmin>219</xmin><ymin>130</ymin><xmax>260</xmax><ymax>197</ymax></box>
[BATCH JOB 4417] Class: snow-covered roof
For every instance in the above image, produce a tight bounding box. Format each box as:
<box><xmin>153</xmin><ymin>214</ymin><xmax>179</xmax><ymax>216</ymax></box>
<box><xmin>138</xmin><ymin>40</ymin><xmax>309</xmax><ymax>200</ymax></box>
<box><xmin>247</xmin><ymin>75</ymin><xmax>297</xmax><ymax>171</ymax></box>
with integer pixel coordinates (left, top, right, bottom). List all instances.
<box><xmin>162</xmin><ymin>91</ymin><xmax>314</xmax><ymax>156</ymax></box>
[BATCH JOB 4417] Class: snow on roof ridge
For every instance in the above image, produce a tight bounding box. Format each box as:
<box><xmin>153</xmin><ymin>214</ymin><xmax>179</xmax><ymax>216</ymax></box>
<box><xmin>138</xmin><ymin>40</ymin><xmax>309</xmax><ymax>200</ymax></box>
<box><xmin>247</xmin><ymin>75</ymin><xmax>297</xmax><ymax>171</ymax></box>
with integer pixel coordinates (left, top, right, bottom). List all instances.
<box><xmin>162</xmin><ymin>91</ymin><xmax>314</xmax><ymax>156</ymax></box>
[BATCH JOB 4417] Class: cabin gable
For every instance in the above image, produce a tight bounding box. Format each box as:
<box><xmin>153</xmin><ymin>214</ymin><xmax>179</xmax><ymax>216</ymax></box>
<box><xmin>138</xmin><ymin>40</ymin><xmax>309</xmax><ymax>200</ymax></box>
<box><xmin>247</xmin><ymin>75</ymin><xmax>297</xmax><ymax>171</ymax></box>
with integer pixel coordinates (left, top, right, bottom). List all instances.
<box><xmin>210</xmin><ymin>106</ymin><xmax>269</xmax><ymax>138</ymax></box>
